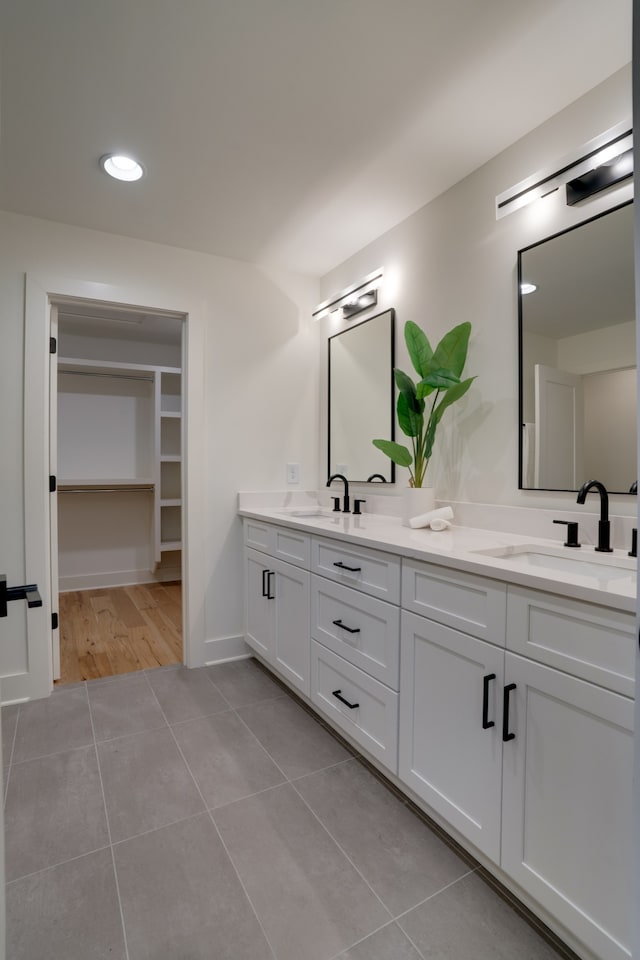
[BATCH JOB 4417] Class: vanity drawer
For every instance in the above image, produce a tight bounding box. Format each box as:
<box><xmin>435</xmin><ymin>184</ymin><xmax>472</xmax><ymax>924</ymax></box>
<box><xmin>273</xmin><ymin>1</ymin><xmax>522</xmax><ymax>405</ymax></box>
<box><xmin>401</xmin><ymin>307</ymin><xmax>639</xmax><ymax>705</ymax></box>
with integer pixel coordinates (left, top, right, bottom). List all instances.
<box><xmin>311</xmin><ymin>576</ymin><xmax>400</xmax><ymax>688</ymax></box>
<box><xmin>402</xmin><ymin>559</ymin><xmax>506</xmax><ymax>645</ymax></box>
<box><xmin>243</xmin><ymin>519</ymin><xmax>310</xmax><ymax>569</ymax></box>
<box><xmin>506</xmin><ymin>586</ymin><xmax>636</xmax><ymax>697</ymax></box>
<box><xmin>311</xmin><ymin>641</ymin><xmax>398</xmax><ymax>772</ymax></box>
<box><xmin>311</xmin><ymin>537</ymin><xmax>400</xmax><ymax>603</ymax></box>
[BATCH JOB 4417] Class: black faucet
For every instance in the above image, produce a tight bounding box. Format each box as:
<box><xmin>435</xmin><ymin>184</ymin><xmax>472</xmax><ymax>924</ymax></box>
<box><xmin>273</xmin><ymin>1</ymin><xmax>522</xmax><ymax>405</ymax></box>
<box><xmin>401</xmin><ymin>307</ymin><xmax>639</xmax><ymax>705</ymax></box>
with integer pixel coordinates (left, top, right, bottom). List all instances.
<box><xmin>327</xmin><ymin>474</ymin><xmax>350</xmax><ymax>513</ymax></box>
<box><xmin>629</xmin><ymin>481</ymin><xmax>637</xmax><ymax>494</ymax></box>
<box><xmin>576</xmin><ymin>479</ymin><xmax>613</xmax><ymax>552</ymax></box>
<box><xmin>367</xmin><ymin>473</ymin><xmax>387</xmax><ymax>483</ymax></box>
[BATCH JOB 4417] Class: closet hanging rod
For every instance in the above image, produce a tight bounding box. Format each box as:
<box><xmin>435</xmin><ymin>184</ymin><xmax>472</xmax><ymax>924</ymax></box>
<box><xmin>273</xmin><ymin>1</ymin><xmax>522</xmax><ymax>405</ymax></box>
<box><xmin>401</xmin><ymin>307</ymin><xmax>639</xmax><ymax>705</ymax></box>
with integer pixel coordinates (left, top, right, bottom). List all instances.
<box><xmin>58</xmin><ymin>485</ymin><xmax>155</xmax><ymax>494</ymax></box>
<box><xmin>58</xmin><ymin>370</ymin><xmax>154</xmax><ymax>382</ymax></box>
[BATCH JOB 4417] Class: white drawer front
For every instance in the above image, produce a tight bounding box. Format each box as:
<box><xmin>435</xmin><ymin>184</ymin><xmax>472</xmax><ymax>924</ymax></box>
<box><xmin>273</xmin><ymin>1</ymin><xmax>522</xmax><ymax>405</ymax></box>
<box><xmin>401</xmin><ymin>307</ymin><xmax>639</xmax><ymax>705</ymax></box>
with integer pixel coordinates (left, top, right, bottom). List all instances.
<box><xmin>311</xmin><ymin>537</ymin><xmax>400</xmax><ymax>603</ymax></box>
<box><xmin>311</xmin><ymin>641</ymin><xmax>398</xmax><ymax>772</ymax></box>
<box><xmin>506</xmin><ymin>586</ymin><xmax>635</xmax><ymax>697</ymax></box>
<box><xmin>243</xmin><ymin>519</ymin><xmax>310</xmax><ymax>569</ymax></box>
<box><xmin>402</xmin><ymin>559</ymin><xmax>506</xmax><ymax>645</ymax></box>
<box><xmin>244</xmin><ymin>518</ymin><xmax>275</xmax><ymax>554</ymax></box>
<box><xmin>311</xmin><ymin>576</ymin><xmax>400</xmax><ymax>689</ymax></box>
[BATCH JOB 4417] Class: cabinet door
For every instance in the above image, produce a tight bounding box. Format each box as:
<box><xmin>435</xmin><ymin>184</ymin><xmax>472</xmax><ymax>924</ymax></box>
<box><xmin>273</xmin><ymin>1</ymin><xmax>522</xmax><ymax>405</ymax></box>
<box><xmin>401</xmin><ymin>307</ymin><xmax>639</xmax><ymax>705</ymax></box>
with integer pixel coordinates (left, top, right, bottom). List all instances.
<box><xmin>244</xmin><ymin>548</ymin><xmax>275</xmax><ymax>659</ymax></box>
<box><xmin>272</xmin><ymin>555</ymin><xmax>310</xmax><ymax>696</ymax></box>
<box><xmin>399</xmin><ymin>611</ymin><xmax>504</xmax><ymax>861</ymax></box>
<box><xmin>501</xmin><ymin>652</ymin><xmax>634</xmax><ymax>960</ymax></box>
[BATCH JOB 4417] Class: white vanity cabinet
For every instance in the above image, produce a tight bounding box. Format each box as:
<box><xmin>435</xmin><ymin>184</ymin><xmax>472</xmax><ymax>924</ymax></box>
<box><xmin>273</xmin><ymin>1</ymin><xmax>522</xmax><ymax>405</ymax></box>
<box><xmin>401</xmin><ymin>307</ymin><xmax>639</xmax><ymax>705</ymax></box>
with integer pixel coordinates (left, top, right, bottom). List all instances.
<box><xmin>243</xmin><ymin>522</ymin><xmax>311</xmax><ymax>696</ymax></box>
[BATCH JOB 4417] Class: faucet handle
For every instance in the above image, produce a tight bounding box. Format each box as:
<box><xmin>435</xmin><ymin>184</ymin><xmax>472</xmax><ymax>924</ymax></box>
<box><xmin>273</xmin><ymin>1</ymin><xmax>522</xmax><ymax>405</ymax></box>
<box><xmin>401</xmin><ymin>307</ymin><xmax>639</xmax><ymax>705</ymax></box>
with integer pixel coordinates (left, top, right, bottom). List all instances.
<box><xmin>553</xmin><ymin>519</ymin><xmax>581</xmax><ymax>548</ymax></box>
<box><xmin>331</xmin><ymin>497</ymin><xmax>341</xmax><ymax>513</ymax></box>
<box><xmin>353</xmin><ymin>499</ymin><xmax>366</xmax><ymax>515</ymax></box>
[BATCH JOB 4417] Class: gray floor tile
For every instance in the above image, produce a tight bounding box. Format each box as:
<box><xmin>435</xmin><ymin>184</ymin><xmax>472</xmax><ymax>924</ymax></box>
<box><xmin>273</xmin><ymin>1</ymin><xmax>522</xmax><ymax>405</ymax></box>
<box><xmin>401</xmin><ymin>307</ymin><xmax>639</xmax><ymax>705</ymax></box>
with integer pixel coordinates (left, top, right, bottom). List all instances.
<box><xmin>147</xmin><ymin>664</ymin><xmax>229</xmax><ymax>723</ymax></box>
<box><xmin>172</xmin><ymin>709</ymin><xmax>285</xmax><ymax>808</ymax></box>
<box><xmin>12</xmin><ymin>687</ymin><xmax>92</xmax><ymax>761</ymax></box>
<box><xmin>213</xmin><ymin>782</ymin><xmax>389</xmax><ymax>960</ymax></box>
<box><xmin>88</xmin><ymin>673</ymin><xmax>166</xmax><ymax>741</ymax></box>
<box><xmin>238</xmin><ymin>695</ymin><xmax>351</xmax><ymax>779</ymax></box>
<box><xmin>207</xmin><ymin>657</ymin><xmax>286</xmax><ymax>707</ymax></box>
<box><xmin>296</xmin><ymin>760</ymin><xmax>469</xmax><ymax>914</ymax></box>
<box><xmin>2</xmin><ymin>703</ymin><xmax>19</xmax><ymax>764</ymax></box>
<box><xmin>114</xmin><ymin>812</ymin><xmax>274</xmax><ymax>960</ymax></box>
<box><xmin>6</xmin><ymin>848</ymin><xmax>126</xmax><ymax>960</ymax></box>
<box><xmin>398</xmin><ymin>872</ymin><xmax>561</xmax><ymax>960</ymax></box>
<box><xmin>98</xmin><ymin>727</ymin><xmax>205</xmax><ymax>842</ymax></box>
<box><xmin>338</xmin><ymin>922</ymin><xmax>423</xmax><ymax>959</ymax></box>
<box><xmin>5</xmin><ymin>745</ymin><xmax>109</xmax><ymax>880</ymax></box>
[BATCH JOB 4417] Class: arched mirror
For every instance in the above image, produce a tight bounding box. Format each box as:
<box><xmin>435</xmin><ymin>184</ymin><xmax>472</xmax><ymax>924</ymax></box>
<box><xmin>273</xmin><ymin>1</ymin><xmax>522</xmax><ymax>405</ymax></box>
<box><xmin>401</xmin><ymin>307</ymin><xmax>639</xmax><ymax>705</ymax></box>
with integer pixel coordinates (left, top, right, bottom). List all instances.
<box><xmin>518</xmin><ymin>201</ymin><xmax>635</xmax><ymax>493</ymax></box>
<box><xmin>328</xmin><ymin>309</ymin><xmax>395</xmax><ymax>482</ymax></box>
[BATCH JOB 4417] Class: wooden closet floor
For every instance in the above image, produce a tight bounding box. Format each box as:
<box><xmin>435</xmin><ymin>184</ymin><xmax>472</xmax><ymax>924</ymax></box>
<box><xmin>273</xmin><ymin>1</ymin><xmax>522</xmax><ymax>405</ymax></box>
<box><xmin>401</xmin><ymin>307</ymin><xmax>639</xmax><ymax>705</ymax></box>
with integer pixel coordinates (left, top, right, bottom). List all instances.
<box><xmin>56</xmin><ymin>582</ymin><xmax>182</xmax><ymax>684</ymax></box>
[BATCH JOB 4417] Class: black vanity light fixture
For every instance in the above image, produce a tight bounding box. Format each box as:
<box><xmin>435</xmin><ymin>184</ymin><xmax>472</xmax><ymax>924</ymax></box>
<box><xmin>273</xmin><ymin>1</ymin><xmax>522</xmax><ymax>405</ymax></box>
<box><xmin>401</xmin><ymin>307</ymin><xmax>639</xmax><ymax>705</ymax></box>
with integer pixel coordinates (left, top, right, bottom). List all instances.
<box><xmin>312</xmin><ymin>267</ymin><xmax>383</xmax><ymax>321</ymax></box>
<box><xmin>496</xmin><ymin>122</ymin><xmax>633</xmax><ymax>219</ymax></box>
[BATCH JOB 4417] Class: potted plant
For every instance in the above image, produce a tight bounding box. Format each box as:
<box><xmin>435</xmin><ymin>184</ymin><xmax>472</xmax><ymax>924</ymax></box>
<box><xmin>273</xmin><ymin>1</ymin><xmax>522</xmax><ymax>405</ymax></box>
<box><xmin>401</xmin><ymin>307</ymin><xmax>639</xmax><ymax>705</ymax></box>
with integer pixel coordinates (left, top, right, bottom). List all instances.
<box><xmin>373</xmin><ymin>319</ymin><xmax>475</xmax><ymax>522</ymax></box>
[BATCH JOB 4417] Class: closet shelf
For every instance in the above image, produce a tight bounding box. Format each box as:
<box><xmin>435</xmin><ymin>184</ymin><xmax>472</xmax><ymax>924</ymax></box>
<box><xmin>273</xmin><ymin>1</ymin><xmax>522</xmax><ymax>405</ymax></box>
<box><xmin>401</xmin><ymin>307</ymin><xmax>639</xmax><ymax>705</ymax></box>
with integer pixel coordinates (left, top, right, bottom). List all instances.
<box><xmin>160</xmin><ymin>540</ymin><xmax>182</xmax><ymax>552</ymax></box>
<box><xmin>59</xmin><ymin>357</ymin><xmax>181</xmax><ymax>377</ymax></box>
<box><xmin>160</xmin><ymin>455</ymin><xmax>181</xmax><ymax>463</ymax></box>
<box><xmin>160</xmin><ymin>411</ymin><xmax>182</xmax><ymax>419</ymax></box>
<box><xmin>59</xmin><ymin>478</ymin><xmax>155</xmax><ymax>491</ymax></box>
<box><xmin>160</xmin><ymin>499</ymin><xmax>182</xmax><ymax>507</ymax></box>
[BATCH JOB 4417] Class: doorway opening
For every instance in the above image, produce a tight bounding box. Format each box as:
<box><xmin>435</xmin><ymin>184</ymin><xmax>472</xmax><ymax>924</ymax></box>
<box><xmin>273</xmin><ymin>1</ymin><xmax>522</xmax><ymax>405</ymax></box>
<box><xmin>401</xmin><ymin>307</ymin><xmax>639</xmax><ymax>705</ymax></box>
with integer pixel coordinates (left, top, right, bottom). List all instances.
<box><xmin>51</xmin><ymin>298</ymin><xmax>185</xmax><ymax>684</ymax></box>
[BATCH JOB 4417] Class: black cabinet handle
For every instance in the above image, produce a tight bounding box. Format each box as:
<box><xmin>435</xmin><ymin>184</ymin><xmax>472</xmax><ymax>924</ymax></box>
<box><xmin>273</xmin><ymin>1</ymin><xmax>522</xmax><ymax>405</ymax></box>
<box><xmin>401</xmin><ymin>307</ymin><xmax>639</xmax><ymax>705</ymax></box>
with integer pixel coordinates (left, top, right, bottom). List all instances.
<box><xmin>332</xmin><ymin>618</ymin><xmax>360</xmax><ymax>634</ymax></box>
<box><xmin>261</xmin><ymin>569</ymin><xmax>268</xmax><ymax>597</ymax></box>
<box><xmin>332</xmin><ymin>689</ymin><xmax>359</xmax><ymax>709</ymax></box>
<box><xmin>502</xmin><ymin>683</ymin><xmax>517</xmax><ymax>742</ymax></box>
<box><xmin>266</xmin><ymin>570</ymin><xmax>275</xmax><ymax>600</ymax></box>
<box><xmin>482</xmin><ymin>673</ymin><xmax>496</xmax><ymax>729</ymax></box>
<box><xmin>333</xmin><ymin>561</ymin><xmax>361</xmax><ymax>572</ymax></box>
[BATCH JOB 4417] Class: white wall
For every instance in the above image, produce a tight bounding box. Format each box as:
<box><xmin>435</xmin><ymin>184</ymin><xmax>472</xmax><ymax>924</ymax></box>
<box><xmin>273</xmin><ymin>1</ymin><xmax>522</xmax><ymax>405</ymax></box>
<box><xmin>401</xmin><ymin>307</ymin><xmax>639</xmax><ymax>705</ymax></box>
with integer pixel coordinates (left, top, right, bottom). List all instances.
<box><xmin>0</xmin><ymin>211</ymin><xmax>320</xmax><ymax>683</ymax></box>
<box><xmin>319</xmin><ymin>66</ymin><xmax>635</xmax><ymax>516</ymax></box>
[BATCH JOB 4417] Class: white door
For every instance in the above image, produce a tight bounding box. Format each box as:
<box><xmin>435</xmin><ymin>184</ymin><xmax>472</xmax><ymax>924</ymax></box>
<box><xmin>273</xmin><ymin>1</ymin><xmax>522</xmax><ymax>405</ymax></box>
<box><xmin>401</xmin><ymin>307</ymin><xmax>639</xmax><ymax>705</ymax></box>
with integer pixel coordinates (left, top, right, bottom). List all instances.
<box><xmin>501</xmin><ymin>652</ymin><xmax>634</xmax><ymax>960</ymax></box>
<box><xmin>534</xmin><ymin>364</ymin><xmax>584</xmax><ymax>488</ymax></box>
<box><xmin>244</xmin><ymin>548</ymin><xmax>275</xmax><ymax>659</ymax></box>
<box><xmin>272</xmin><ymin>556</ymin><xmax>310</xmax><ymax>696</ymax></box>
<box><xmin>0</xmin><ymin>688</ymin><xmax>5</xmax><ymax>960</ymax></box>
<box><xmin>49</xmin><ymin>308</ymin><xmax>60</xmax><ymax>680</ymax></box>
<box><xmin>398</xmin><ymin>610</ymin><xmax>504</xmax><ymax>861</ymax></box>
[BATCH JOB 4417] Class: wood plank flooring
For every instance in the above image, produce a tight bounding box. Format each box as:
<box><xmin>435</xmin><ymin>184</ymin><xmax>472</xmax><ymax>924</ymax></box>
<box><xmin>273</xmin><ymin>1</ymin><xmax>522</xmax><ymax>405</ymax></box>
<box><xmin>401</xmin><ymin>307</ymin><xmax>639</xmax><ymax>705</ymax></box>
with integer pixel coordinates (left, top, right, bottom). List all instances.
<box><xmin>56</xmin><ymin>582</ymin><xmax>182</xmax><ymax>685</ymax></box>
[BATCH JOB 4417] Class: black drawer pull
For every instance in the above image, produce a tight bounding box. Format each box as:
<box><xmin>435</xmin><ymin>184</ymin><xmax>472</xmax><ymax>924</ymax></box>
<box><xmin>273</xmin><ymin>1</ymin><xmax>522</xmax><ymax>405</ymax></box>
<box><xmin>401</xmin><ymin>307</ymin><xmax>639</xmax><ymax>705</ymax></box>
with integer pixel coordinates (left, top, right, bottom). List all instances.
<box><xmin>332</xmin><ymin>689</ymin><xmax>359</xmax><ymax>709</ymax></box>
<box><xmin>261</xmin><ymin>569</ymin><xmax>269</xmax><ymax>597</ymax></box>
<box><xmin>332</xmin><ymin>619</ymin><xmax>360</xmax><ymax>634</ymax></box>
<box><xmin>482</xmin><ymin>673</ymin><xmax>496</xmax><ymax>729</ymax></box>
<box><xmin>502</xmin><ymin>683</ymin><xmax>517</xmax><ymax>742</ymax></box>
<box><xmin>333</xmin><ymin>561</ymin><xmax>361</xmax><ymax>572</ymax></box>
<box><xmin>266</xmin><ymin>570</ymin><xmax>275</xmax><ymax>600</ymax></box>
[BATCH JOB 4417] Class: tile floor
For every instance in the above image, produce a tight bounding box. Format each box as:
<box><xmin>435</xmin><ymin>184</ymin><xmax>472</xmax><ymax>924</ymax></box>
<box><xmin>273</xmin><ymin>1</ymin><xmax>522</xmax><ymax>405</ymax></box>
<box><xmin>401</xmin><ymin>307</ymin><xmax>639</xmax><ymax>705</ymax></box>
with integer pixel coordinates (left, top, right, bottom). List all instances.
<box><xmin>2</xmin><ymin>659</ymin><xmax>568</xmax><ymax>960</ymax></box>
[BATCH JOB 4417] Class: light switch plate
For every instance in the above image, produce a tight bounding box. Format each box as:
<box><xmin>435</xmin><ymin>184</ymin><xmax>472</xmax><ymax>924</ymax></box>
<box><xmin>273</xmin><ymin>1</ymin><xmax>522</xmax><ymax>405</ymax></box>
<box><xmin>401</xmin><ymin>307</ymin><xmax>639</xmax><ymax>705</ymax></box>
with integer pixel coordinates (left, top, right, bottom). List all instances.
<box><xmin>286</xmin><ymin>462</ymin><xmax>300</xmax><ymax>484</ymax></box>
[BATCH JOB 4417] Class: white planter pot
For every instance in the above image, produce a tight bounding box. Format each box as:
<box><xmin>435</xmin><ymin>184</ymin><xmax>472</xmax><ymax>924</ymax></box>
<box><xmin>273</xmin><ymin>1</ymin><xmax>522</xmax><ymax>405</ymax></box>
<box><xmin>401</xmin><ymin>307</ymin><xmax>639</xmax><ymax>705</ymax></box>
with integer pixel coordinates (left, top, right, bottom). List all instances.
<box><xmin>402</xmin><ymin>487</ymin><xmax>435</xmax><ymax>527</ymax></box>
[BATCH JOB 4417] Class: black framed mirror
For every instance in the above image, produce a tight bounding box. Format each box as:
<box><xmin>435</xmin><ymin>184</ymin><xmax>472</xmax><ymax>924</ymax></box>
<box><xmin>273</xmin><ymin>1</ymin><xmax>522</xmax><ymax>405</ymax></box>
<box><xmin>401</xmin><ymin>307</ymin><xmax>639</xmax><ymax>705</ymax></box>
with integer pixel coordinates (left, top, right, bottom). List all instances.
<box><xmin>518</xmin><ymin>200</ymin><xmax>635</xmax><ymax>493</ymax></box>
<box><xmin>328</xmin><ymin>308</ymin><xmax>395</xmax><ymax>483</ymax></box>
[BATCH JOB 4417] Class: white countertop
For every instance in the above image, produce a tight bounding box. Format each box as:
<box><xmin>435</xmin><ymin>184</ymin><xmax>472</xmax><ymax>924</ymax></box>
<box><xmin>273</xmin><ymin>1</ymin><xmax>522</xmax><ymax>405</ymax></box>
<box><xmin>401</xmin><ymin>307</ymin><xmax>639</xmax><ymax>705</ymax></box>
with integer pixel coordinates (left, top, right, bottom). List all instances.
<box><xmin>238</xmin><ymin>504</ymin><xmax>637</xmax><ymax>613</ymax></box>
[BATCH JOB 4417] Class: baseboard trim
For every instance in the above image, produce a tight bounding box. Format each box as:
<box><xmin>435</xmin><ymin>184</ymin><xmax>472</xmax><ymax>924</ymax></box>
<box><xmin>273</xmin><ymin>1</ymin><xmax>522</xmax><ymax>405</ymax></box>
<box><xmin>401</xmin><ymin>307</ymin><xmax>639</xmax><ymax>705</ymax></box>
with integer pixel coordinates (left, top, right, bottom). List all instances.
<box><xmin>59</xmin><ymin>567</ymin><xmax>181</xmax><ymax>592</ymax></box>
<box><xmin>204</xmin><ymin>634</ymin><xmax>251</xmax><ymax>665</ymax></box>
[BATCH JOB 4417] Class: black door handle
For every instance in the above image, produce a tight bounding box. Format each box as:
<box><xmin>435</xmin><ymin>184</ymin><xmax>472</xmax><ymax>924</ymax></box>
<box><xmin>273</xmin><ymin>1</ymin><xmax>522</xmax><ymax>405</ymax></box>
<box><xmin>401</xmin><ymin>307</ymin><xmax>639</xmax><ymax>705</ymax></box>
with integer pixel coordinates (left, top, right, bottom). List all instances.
<box><xmin>502</xmin><ymin>683</ymin><xmax>517</xmax><ymax>742</ymax></box>
<box><xmin>333</xmin><ymin>561</ymin><xmax>362</xmax><ymax>572</ymax></box>
<box><xmin>332</xmin><ymin>689</ymin><xmax>359</xmax><ymax>709</ymax></box>
<box><xmin>266</xmin><ymin>570</ymin><xmax>275</xmax><ymax>600</ymax></box>
<box><xmin>482</xmin><ymin>673</ymin><xmax>496</xmax><ymax>729</ymax></box>
<box><xmin>1</xmin><ymin>575</ymin><xmax>43</xmax><ymax>618</ymax></box>
<box><xmin>332</xmin><ymin>619</ymin><xmax>361</xmax><ymax>634</ymax></box>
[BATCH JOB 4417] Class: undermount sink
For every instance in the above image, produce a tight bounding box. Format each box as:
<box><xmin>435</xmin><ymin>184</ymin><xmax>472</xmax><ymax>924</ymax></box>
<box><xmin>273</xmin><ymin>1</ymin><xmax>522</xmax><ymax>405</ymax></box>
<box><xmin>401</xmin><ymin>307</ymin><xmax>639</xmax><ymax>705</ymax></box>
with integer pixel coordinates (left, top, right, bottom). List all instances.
<box><xmin>472</xmin><ymin>544</ymin><xmax>636</xmax><ymax>581</ymax></box>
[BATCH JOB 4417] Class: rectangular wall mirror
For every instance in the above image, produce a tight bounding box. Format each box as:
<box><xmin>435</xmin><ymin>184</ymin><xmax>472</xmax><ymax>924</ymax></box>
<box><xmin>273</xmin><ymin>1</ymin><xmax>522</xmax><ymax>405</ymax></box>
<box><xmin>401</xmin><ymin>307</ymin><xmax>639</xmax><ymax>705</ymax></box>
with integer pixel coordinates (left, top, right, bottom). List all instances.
<box><xmin>518</xmin><ymin>200</ymin><xmax>636</xmax><ymax>493</ymax></box>
<box><xmin>328</xmin><ymin>308</ymin><xmax>395</xmax><ymax>482</ymax></box>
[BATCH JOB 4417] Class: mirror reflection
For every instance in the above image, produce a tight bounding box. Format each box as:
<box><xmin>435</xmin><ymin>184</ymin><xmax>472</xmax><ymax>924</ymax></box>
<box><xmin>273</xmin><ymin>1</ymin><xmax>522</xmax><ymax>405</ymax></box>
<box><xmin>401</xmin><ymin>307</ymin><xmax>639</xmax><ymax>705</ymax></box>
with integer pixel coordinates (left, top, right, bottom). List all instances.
<box><xmin>328</xmin><ymin>309</ymin><xmax>395</xmax><ymax>482</ymax></box>
<box><xmin>518</xmin><ymin>201</ymin><xmax>635</xmax><ymax>493</ymax></box>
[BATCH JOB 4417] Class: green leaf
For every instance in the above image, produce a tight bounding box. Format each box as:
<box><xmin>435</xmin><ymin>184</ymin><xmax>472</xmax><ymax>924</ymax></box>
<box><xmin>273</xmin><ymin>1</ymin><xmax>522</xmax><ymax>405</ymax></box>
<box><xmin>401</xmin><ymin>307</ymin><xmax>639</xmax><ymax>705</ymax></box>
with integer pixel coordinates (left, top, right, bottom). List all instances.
<box><xmin>418</xmin><ymin>367</ymin><xmax>460</xmax><ymax>390</ymax></box>
<box><xmin>394</xmin><ymin>368</ymin><xmax>421</xmax><ymax>413</ymax></box>
<box><xmin>432</xmin><ymin>322</ymin><xmax>471</xmax><ymax>378</ymax></box>
<box><xmin>404</xmin><ymin>321</ymin><xmax>433</xmax><ymax>378</ymax></box>
<box><xmin>372</xmin><ymin>438</ymin><xmax>413</xmax><ymax>467</ymax></box>
<box><xmin>397</xmin><ymin>391</ymin><xmax>423</xmax><ymax>438</ymax></box>
<box><xmin>415</xmin><ymin>380</ymin><xmax>436</xmax><ymax>400</ymax></box>
<box><xmin>432</xmin><ymin>376</ymin><xmax>476</xmax><ymax>424</ymax></box>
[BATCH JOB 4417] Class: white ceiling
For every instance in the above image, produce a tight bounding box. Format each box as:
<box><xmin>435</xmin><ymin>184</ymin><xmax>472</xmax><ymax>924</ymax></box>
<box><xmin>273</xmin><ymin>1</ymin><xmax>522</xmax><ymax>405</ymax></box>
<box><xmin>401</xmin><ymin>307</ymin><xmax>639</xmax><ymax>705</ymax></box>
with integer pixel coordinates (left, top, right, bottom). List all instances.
<box><xmin>0</xmin><ymin>0</ymin><xmax>632</xmax><ymax>277</ymax></box>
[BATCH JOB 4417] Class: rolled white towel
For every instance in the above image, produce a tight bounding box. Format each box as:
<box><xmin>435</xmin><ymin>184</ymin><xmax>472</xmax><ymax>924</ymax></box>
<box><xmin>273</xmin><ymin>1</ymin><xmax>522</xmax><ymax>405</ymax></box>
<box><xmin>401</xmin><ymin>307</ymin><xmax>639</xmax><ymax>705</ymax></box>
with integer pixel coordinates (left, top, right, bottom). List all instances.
<box><xmin>409</xmin><ymin>506</ymin><xmax>454</xmax><ymax>529</ymax></box>
<box><xmin>430</xmin><ymin>518</ymin><xmax>451</xmax><ymax>531</ymax></box>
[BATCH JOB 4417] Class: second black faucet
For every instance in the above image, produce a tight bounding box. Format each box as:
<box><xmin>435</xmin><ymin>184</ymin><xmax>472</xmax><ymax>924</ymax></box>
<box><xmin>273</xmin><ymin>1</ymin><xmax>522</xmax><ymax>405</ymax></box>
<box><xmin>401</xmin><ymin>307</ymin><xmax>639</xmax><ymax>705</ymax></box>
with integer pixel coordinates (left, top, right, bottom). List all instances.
<box><xmin>327</xmin><ymin>473</ymin><xmax>350</xmax><ymax>513</ymax></box>
<box><xmin>576</xmin><ymin>479</ymin><xmax>613</xmax><ymax>553</ymax></box>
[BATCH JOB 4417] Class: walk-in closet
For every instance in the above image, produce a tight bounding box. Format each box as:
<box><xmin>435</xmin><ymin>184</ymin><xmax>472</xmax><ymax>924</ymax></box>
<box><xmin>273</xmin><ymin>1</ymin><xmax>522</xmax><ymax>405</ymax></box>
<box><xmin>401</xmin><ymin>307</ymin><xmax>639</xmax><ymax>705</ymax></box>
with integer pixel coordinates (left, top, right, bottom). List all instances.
<box><xmin>53</xmin><ymin>301</ymin><xmax>184</xmax><ymax>683</ymax></box>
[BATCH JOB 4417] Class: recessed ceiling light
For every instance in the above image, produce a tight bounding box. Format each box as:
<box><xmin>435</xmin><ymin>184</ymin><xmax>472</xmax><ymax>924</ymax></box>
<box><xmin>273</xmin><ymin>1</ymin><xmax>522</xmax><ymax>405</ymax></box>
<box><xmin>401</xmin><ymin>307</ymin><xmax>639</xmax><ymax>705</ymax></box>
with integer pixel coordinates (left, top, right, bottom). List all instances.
<box><xmin>100</xmin><ymin>154</ymin><xmax>144</xmax><ymax>182</ymax></box>
<box><xmin>520</xmin><ymin>282</ymin><xmax>537</xmax><ymax>295</ymax></box>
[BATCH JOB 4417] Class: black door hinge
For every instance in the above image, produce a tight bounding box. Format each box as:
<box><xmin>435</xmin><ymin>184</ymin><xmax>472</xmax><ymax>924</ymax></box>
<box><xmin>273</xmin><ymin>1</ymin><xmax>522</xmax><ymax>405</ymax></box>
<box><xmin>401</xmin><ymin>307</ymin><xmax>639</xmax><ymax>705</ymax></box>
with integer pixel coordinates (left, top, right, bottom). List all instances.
<box><xmin>52</xmin><ymin>612</ymin><xmax>59</xmax><ymax>630</ymax></box>
<box><xmin>50</xmin><ymin>336</ymin><xmax>57</xmax><ymax>354</ymax></box>
<box><xmin>49</xmin><ymin>475</ymin><xmax>56</xmax><ymax>492</ymax></box>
